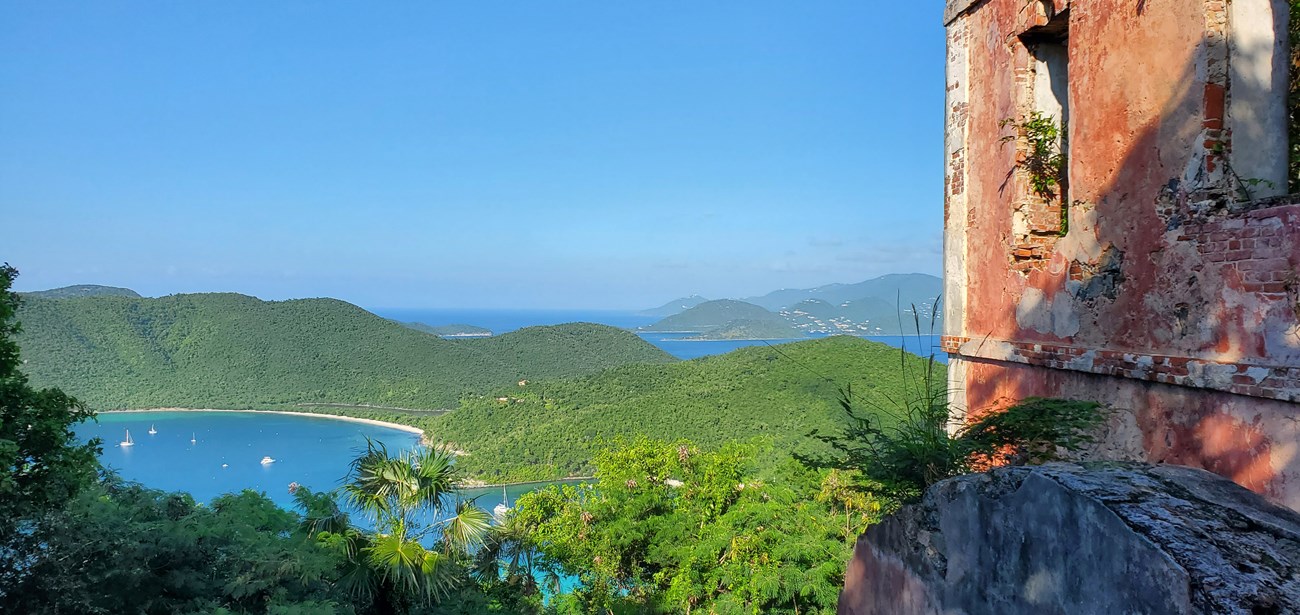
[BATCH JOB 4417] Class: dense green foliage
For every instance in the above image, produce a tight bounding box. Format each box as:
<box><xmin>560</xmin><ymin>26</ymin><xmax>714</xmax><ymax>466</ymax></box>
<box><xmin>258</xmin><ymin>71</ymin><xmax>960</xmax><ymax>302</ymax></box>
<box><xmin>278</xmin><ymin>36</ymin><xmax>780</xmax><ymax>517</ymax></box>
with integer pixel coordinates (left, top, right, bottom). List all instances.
<box><xmin>20</xmin><ymin>284</ymin><xmax>142</xmax><ymax>299</ymax></box>
<box><xmin>15</xmin><ymin>293</ymin><xmax>673</xmax><ymax>410</ymax></box>
<box><xmin>6</xmin><ymin>466</ymin><xmax>540</xmax><ymax>614</ymax></box>
<box><xmin>4</xmin><ymin>480</ymin><xmax>345</xmax><ymax>614</ymax></box>
<box><xmin>641</xmin><ymin>299</ymin><xmax>787</xmax><ymax>333</ymax></box>
<box><xmin>514</xmin><ymin>438</ymin><xmax>873</xmax><ymax>614</ymax></box>
<box><xmin>0</xmin><ymin>265</ymin><xmax>101</xmax><ymax>558</ymax></box>
<box><xmin>430</xmin><ymin>337</ymin><xmax>939</xmax><ymax>483</ymax></box>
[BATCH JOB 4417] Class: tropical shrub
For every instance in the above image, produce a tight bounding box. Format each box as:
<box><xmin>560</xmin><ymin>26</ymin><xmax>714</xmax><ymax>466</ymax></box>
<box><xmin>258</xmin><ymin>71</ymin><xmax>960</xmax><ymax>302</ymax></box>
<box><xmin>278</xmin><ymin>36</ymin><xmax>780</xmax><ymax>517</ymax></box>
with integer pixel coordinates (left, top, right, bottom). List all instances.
<box><xmin>305</xmin><ymin>440</ymin><xmax>499</xmax><ymax>613</ymax></box>
<box><xmin>803</xmin><ymin>369</ymin><xmax>1104</xmax><ymax>505</ymax></box>
<box><xmin>513</xmin><ymin>438</ymin><xmax>871</xmax><ymax>614</ymax></box>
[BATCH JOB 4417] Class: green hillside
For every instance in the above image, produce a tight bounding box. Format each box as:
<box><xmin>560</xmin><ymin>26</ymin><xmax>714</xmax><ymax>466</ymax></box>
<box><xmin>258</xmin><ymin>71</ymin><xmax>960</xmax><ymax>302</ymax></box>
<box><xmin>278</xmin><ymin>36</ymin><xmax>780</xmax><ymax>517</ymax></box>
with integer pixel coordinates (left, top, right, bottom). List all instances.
<box><xmin>14</xmin><ymin>293</ymin><xmax>674</xmax><ymax>411</ymax></box>
<box><xmin>641</xmin><ymin>299</ymin><xmax>784</xmax><ymax>332</ymax></box>
<box><xmin>22</xmin><ymin>284</ymin><xmax>141</xmax><ymax>299</ymax></box>
<box><xmin>429</xmin><ymin>336</ymin><xmax>941</xmax><ymax>483</ymax></box>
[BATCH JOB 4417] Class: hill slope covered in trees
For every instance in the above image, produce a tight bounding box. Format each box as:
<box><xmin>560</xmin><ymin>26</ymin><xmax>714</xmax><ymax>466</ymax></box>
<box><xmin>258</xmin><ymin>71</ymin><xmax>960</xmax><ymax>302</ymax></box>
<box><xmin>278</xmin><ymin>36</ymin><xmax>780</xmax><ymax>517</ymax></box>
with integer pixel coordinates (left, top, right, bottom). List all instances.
<box><xmin>21</xmin><ymin>284</ymin><xmax>142</xmax><ymax>299</ymax></box>
<box><xmin>428</xmin><ymin>336</ymin><xmax>942</xmax><ymax>482</ymax></box>
<box><xmin>14</xmin><ymin>293</ymin><xmax>674</xmax><ymax>410</ymax></box>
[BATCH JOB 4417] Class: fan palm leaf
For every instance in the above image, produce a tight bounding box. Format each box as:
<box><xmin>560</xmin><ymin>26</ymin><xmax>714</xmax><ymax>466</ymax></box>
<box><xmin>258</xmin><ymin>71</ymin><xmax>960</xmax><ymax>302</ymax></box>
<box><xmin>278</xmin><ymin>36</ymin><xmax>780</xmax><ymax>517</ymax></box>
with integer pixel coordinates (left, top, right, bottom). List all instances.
<box><xmin>443</xmin><ymin>498</ymin><xmax>491</xmax><ymax>553</ymax></box>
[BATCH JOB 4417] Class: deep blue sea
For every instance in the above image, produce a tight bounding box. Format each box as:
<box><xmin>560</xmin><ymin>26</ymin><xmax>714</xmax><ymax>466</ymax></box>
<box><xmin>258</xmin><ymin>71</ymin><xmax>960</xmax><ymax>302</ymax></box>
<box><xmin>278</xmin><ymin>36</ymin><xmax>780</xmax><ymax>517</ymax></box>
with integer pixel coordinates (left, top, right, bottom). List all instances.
<box><xmin>371</xmin><ymin>308</ymin><xmax>948</xmax><ymax>364</ymax></box>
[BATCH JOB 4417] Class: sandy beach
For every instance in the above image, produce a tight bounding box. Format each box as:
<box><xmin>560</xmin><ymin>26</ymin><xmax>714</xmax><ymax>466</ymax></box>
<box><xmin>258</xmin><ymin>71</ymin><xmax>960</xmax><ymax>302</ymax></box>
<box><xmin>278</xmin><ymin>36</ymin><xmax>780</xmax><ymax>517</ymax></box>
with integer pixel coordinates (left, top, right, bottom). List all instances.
<box><xmin>102</xmin><ymin>407</ymin><xmax>427</xmax><ymax>437</ymax></box>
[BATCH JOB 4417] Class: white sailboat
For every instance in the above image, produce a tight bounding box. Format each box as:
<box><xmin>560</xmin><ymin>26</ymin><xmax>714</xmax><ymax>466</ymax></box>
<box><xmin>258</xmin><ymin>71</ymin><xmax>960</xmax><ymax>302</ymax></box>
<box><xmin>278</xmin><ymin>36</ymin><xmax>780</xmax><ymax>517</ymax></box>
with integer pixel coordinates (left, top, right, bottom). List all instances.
<box><xmin>148</xmin><ymin>424</ymin><xmax>157</xmax><ymax>435</ymax></box>
<box><xmin>493</xmin><ymin>487</ymin><xmax>510</xmax><ymax>522</ymax></box>
<box><xmin>190</xmin><ymin>433</ymin><xmax>196</xmax><ymax>444</ymax></box>
<box><xmin>120</xmin><ymin>429</ymin><xmax>134</xmax><ymax>447</ymax></box>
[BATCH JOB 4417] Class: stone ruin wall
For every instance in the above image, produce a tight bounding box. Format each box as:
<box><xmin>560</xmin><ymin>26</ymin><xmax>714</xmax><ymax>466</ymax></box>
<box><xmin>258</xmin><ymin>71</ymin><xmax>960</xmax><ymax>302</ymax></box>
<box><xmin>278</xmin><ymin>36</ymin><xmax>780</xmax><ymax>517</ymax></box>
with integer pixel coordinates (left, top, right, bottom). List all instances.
<box><xmin>942</xmin><ymin>0</ymin><xmax>1300</xmax><ymax>508</ymax></box>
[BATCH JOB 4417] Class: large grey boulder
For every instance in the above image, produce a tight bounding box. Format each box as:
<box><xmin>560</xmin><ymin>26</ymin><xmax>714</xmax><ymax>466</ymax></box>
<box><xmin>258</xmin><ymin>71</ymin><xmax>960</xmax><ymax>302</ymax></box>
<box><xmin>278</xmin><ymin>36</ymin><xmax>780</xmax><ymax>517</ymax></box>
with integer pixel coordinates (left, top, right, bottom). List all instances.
<box><xmin>838</xmin><ymin>463</ymin><xmax>1300</xmax><ymax>614</ymax></box>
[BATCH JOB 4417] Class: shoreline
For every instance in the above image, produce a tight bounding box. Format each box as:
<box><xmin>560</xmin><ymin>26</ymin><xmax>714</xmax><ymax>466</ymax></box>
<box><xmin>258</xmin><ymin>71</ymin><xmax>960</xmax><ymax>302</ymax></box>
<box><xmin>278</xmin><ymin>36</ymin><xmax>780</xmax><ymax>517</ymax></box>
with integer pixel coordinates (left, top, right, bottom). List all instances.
<box><xmin>459</xmin><ymin>476</ymin><xmax>594</xmax><ymax>489</ymax></box>
<box><xmin>101</xmin><ymin>407</ymin><xmax>427</xmax><ymax>437</ymax></box>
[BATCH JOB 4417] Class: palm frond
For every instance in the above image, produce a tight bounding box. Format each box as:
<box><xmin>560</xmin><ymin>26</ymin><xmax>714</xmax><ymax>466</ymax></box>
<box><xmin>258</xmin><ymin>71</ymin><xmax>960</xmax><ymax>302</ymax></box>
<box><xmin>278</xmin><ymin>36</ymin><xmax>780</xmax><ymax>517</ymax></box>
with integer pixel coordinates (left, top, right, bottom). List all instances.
<box><xmin>442</xmin><ymin>499</ymin><xmax>491</xmax><ymax>553</ymax></box>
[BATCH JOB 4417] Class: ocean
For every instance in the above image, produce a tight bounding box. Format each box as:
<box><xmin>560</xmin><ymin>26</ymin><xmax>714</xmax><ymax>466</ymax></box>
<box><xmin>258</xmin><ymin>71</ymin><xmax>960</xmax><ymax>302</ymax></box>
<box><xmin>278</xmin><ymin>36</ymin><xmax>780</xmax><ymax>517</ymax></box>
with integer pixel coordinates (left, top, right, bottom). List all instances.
<box><xmin>371</xmin><ymin>308</ymin><xmax>948</xmax><ymax>364</ymax></box>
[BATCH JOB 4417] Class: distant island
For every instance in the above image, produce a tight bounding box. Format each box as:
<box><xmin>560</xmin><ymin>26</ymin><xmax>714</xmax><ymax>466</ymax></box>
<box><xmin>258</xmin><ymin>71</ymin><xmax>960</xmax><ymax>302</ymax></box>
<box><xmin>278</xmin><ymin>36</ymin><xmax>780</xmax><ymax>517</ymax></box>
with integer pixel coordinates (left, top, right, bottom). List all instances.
<box><xmin>636</xmin><ymin>294</ymin><xmax>709</xmax><ymax>318</ymax></box>
<box><xmin>640</xmin><ymin>299</ymin><xmax>805</xmax><ymax>340</ymax></box>
<box><xmin>640</xmin><ymin>273</ymin><xmax>943</xmax><ymax>336</ymax></box>
<box><xmin>394</xmin><ymin>321</ymin><xmax>493</xmax><ymax>338</ymax></box>
<box><xmin>684</xmin><ymin>318</ymin><xmax>804</xmax><ymax>341</ymax></box>
<box><xmin>641</xmin><ymin>299</ymin><xmax>781</xmax><ymax>332</ymax></box>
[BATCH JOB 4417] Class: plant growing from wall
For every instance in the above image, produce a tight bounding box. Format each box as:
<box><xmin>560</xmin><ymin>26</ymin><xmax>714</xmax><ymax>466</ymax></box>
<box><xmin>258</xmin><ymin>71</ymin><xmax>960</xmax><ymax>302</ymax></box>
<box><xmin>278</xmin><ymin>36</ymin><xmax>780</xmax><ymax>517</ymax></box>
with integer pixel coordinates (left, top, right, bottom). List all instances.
<box><xmin>1001</xmin><ymin>111</ymin><xmax>1068</xmax><ymax>202</ymax></box>
<box><xmin>806</xmin><ymin>391</ymin><xmax>1103</xmax><ymax>505</ymax></box>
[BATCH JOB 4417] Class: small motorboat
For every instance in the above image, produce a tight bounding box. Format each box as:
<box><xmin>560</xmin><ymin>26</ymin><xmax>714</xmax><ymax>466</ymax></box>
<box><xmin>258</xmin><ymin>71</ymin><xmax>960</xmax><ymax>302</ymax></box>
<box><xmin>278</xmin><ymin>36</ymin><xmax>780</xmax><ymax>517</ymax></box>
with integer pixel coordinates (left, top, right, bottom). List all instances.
<box><xmin>120</xmin><ymin>429</ymin><xmax>134</xmax><ymax>447</ymax></box>
<box><xmin>260</xmin><ymin>456</ymin><xmax>275</xmax><ymax>465</ymax></box>
<box><xmin>147</xmin><ymin>424</ymin><xmax>157</xmax><ymax>435</ymax></box>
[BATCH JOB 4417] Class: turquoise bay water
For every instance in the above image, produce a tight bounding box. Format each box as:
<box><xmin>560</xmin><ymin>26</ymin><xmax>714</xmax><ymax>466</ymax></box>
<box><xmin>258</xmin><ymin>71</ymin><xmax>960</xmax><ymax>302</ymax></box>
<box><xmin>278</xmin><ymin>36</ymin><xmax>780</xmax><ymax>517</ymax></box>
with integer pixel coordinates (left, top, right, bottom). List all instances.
<box><xmin>78</xmin><ymin>411</ymin><xmax>562</xmax><ymax>514</ymax></box>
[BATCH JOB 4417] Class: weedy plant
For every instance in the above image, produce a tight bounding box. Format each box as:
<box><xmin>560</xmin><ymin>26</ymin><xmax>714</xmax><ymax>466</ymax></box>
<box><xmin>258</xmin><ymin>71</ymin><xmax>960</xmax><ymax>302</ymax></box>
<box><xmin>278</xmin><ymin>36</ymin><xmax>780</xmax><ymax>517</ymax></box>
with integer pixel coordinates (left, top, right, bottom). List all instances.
<box><xmin>800</xmin><ymin>300</ymin><xmax>1105</xmax><ymax>506</ymax></box>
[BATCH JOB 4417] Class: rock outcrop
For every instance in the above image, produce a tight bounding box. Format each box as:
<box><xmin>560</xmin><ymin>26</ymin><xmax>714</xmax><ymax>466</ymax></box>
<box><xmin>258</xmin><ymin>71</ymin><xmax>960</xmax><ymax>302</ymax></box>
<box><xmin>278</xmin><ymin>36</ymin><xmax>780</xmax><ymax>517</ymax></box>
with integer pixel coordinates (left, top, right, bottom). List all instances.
<box><xmin>838</xmin><ymin>463</ymin><xmax>1300</xmax><ymax>614</ymax></box>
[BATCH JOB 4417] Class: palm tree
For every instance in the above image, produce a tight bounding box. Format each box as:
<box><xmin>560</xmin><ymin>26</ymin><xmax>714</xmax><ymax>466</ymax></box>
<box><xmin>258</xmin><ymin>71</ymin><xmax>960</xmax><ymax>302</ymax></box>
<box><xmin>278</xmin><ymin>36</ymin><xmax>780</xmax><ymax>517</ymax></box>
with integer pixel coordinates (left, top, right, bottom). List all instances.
<box><xmin>321</xmin><ymin>439</ymin><xmax>492</xmax><ymax>611</ymax></box>
<box><xmin>472</xmin><ymin>508</ymin><xmax>558</xmax><ymax>598</ymax></box>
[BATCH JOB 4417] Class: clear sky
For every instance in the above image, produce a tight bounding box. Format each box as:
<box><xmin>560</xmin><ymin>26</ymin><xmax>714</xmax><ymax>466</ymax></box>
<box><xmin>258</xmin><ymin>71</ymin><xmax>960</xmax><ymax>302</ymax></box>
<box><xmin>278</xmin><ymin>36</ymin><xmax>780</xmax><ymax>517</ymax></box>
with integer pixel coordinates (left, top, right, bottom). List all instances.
<box><xmin>2</xmin><ymin>2</ymin><xmax>946</xmax><ymax>310</ymax></box>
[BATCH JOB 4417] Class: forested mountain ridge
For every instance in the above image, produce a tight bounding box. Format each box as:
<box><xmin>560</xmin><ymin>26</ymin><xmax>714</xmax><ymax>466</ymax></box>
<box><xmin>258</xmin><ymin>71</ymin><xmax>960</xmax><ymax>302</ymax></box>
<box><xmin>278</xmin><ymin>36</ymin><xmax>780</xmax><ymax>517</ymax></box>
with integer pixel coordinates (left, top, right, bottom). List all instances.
<box><xmin>21</xmin><ymin>284</ymin><xmax>142</xmax><ymax>299</ymax></box>
<box><xmin>429</xmin><ymin>336</ymin><xmax>941</xmax><ymax>483</ymax></box>
<box><xmin>15</xmin><ymin>293</ymin><xmax>673</xmax><ymax>411</ymax></box>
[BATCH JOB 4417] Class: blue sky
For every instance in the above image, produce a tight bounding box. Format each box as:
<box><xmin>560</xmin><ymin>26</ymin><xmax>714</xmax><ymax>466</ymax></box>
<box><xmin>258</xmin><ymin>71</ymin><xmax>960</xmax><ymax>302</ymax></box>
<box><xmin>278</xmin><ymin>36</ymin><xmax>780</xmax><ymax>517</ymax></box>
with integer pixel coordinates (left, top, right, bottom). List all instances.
<box><xmin>2</xmin><ymin>2</ymin><xmax>945</xmax><ymax>310</ymax></box>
